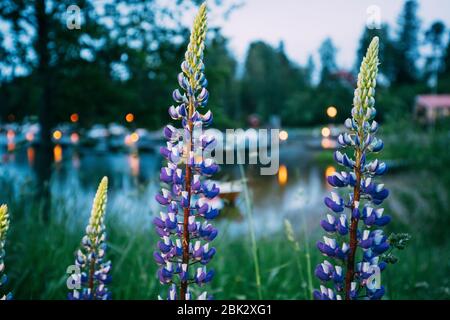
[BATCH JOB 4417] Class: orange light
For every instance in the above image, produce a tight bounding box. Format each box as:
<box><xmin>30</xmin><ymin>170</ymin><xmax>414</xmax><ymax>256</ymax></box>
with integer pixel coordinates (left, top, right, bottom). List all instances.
<box><xmin>321</xmin><ymin>127</ymin><xmax>331</xmax><ymax>138</ymax></box>
<box><xmin>70</xmin><ymin>132</ymin><xmax>80</xmax><ymax>144</ymax></box>
<box><xmin>278</xmin><ymin>165</ymin><xmax>288</xmax><ymax>186</ymax></box>
<box><xmin>53</xmin><ymin>130</ymin><xmax>62</xmax><ymax>140</ymax></box>
<box><xmin>26</xmin><ymin>132</ymin><xmax>34</xmax><ymax>142</ymax></box>
<box><xmin>325</xmin><ymin>165</ymin><xmax>336</xmax><ymax>178</ymax></box>
<box><xmin>321</xmin><ymin>138</ymin><xmax>333</xmax><ymax>149</ymax></box>
<box><xmin>125</xmin><ymin>113</ymin><xmax>135</xmax><ymax>123</ymax></box>
<box><xmin>54</xmin><ymin>144</ymin><xmax>63</xmax><ymax>163</ymax></box>
<box><xmin>70</xmin><ymin>113</ymin><xmax>79</xmax><ymax>123</ymax></box>
<box><xmin>327</xmin><ymin>106</ymin><xmax>338</xmax><ymax>118</ymax></box>
<box><xmin>6</xmin><ymin>129</ymin><xmax>15</xmax><ymax>141</ymax></box>
<box><xmin>7</xmin><ymin>142</ymin><xmax>15</xmax><ymax>152</ymax></box>
<box><xmin>279</xmin><ymin>130</ymin><xmax>288</xmax><ymax>141</ymax></box>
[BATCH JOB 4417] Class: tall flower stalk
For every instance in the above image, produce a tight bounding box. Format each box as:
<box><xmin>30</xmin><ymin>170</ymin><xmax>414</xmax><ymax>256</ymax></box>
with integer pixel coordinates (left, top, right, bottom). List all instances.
<box><xmin>68</xmin><ymin>177</ymin><xmax>112</xmax><ymax>300</ymax></box>
<box><xmin>0</xmin><ymin>204</ymin><xmax>12</xmax><ymax>300</ymax></box>
<box><xmin>154</xmin><ymin>2</ymin><xmax>220</xmax><ymax>301</ymax></box>
<box><xmin>314</xmin><ymin>37</ymin><xmax>392</xmax><ymax>300</ymax></box>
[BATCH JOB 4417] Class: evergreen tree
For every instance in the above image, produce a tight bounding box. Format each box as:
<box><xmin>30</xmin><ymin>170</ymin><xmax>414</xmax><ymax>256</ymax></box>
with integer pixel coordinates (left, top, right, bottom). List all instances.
<box><xmin>424</xmin><ymin>21</ymin><xmax>446</xmax><ymax>90</ymax></box>
<box><xmin>395</xmin><ymin>0</ymin><xmax>420</xmax><ymax>84</ymax></box>
<box><xmin>319</xmin><ymin>38</ymin><xmax>338</xmax><ymax>86</ymax></box>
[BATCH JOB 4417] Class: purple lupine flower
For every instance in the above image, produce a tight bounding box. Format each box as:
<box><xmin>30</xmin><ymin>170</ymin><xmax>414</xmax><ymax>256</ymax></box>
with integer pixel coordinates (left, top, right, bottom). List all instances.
<box><xmin>314</xmin><ymin>37</ymin><xmax>393</xmax><ymax>300</ymax></box>
<box><xmin>154</xmin><ymin>3</ymin><xmax>219</xmax><ymax>301</ymax></box>
<box><xmin>68</xmin><ymin>177</ymin><xmax>111</xmax><ymax>300</ymax></box>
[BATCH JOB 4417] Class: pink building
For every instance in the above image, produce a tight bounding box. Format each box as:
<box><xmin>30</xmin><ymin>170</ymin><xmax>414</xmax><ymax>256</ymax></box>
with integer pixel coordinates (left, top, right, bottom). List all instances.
<box><xmin>414</xmin><ymin>95</ymin><xmax>450</xmax><ymax>124</ymax></box>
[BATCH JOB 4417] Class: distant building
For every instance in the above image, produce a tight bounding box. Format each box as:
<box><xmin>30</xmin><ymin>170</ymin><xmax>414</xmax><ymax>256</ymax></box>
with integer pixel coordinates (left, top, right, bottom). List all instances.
<box><xmin>414</xmin><ymin>95</ymin><xmax>450</xmax><ymax>124</ymax></box>
<box><xmin>330</xmin><ymin>70</ymin><xmax>355</xmax><ymax>87</ymax></box>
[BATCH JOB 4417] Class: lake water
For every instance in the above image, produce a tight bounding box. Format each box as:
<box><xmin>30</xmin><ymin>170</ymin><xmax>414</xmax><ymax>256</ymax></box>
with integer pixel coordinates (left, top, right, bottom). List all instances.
<box><xmin>0</xmin><ymin>139</ymin><xmax>336</xmax><ymax>237</ymax></box>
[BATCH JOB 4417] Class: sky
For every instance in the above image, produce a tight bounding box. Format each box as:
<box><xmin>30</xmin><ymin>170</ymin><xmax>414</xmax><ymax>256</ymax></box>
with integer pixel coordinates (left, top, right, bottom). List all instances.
<box><xmin>206</xmin><ymin>0</ymin><xmax>450</xmax><ymax>69</ymax></box>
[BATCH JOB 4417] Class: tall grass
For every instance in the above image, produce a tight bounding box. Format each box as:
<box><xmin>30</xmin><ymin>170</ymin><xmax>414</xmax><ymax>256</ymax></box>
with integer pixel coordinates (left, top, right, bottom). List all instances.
<box><xmin>238</xmin><ymin>164</ymin><xmax>263</xmax><ymax>300</ymax></box>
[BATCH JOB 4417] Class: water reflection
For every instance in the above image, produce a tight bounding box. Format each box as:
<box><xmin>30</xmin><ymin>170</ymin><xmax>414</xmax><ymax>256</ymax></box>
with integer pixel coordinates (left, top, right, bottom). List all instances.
<box><xmin>27</xmin><ymin>147</ymin><xmax>35</xmax><ymax>167</ymax></box>
<box><xmin>1</xmin><ymin>140</ymin><xmax>336</xmax><ymax>237</ymax></box>
<box><xmin>128</xmin><ymin>153</ymin><xmax>140</xmax><ymax>177</ymax></box>
<box><xmin>325</xmin><ymin>165</ymin><xmax>336</xmax><ymax>178</ymax></box>
<box><xmin>325</xmin><ymin>166</ymin><xmax>336</xmax><ymax>190</ymax></box>
<box><xmin>71</xmin><ymin>132</ymin><xmax>80</xmax><ymax>144</ymax></box>
<box><xmin>53</xmin><ymin>145</ymin><xmax>63</xmax><ymax>163</ymax></box>
<box><xmin>72</xmin><ymin>151</ymin><xmax>81</xmax><ymax>170</ymax></box>
<box><xmin>7</xmin><ymin>129</ymin><xmax>15</xmax><ymax>152</ymax></box>
<box><xmin>278</xmin><ymin>164</ymin><xmax>288</xmax><ymax>186</ymax></box>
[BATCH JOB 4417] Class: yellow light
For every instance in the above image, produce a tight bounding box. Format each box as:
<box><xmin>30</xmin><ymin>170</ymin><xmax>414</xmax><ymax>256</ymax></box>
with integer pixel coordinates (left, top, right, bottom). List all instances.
<box><xmin>278</xmin><ymin>165</ymin><xmax>288</xmax><ymax>186</ymax></box>
<box><xmin>130</xmin><ymin>132</ymin><xmax>139</xmax><ymax>143</ymax></box>
<box><xmin>125</xmin><ymin>113</ymin><xmax>135</xmax><ymax>123</ymax></box>
<box><xmin>321</xmin><ymin>127</ymin><xmax>331</xmax><ymax>138</ymax></box>
<box><xmin>53</xmin><ymin>130</ymin><xmax>62</xmax><ymax>140</ymax></box>
<box><xmin>70</xmin><ymin>113</ymin><xmax>79</xmax><ymax>123</ymax></box>
<box><xmin>327</xmin><ymin>106</ymin><xmax>338</xmax><ymax>118</ymax></box>
<box><xmin>325</xmin><ymin>165</ymin><xmax>336</xmax><ymax>178</ymax></box>
<box><xmin>279</xmin><ymin>130</ymin><xmax>289</xmax><ymax>141</ymax></box>
<box><xmin>70</xmin><ymin>132</ymin><xmax>80</xmax><ymax>144</ymax></box>
<box><xmin>54</xmin><ymin>144</ymin><xmax>63</xmax><ymax>163</ymax></box>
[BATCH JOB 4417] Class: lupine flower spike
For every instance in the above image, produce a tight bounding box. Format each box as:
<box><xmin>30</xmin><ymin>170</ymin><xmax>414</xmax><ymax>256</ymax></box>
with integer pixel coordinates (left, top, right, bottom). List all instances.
<box><xmin>314</xmin><ymin>37</ymin><xmax>392</xmax><ymax>300</ymax></box>
<box><xmin>0</xmin><ymin>204</ymin><xmax>12</xmax><ymax>300</ymax></box>
<box><xmin>68</xmin><ymin>177</ymin><xmax>112</xmax><ymax>300</ymax></box>
<box><xmin>154</xmin><ymin>2</ymin><xmax>219</xmax><ymax>300</ymax></box>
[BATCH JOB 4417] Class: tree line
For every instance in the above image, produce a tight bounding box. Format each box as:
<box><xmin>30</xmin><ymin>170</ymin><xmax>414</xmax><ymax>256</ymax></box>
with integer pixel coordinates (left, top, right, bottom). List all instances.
<box><xmin>1</xmin><ymin>0</ymin><xmax>450</xmax><ymax>130</ymax></box>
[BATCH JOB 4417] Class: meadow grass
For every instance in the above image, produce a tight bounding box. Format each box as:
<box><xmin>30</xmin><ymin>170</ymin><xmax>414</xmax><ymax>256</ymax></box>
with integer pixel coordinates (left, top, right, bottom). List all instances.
<box><xmin>3</xmin><ymin>188</ymin><xmax>449</xmax><ymax>300</ymax></box>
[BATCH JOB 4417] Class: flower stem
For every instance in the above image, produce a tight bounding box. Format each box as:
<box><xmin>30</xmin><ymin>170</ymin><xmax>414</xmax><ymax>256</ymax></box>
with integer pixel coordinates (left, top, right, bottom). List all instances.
<box><xmin>344</xmin><ymin>149</ymin><xmax>362</xmax><ymax>300</ymax></box>
<box><xmin>88</xmin><ymin>251</ymin><xmax>96</xmax><ymax>298</ymax></box>
<box><xmin>180</xmin><ymin>99</ymin><xmax>194</xmax><ymax>300</ymax></box>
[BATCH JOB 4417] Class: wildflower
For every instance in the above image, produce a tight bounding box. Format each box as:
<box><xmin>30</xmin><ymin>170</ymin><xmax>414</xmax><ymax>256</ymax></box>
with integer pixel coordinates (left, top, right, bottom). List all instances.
<box><xmin>314</xmin><ymin>37</ymin><xmax>393</xmax><ymax>300</ymax></box>
<box><xmin>68</xmin><ymin>177</ymin><xmax>111</xmax><ymax>300</ymax></box>
<box><xmin>0</xmin><ymin>204</ymin><xmax>12</xmax><ymax>300</ymax></box>
<box><xmin>154</xmin><ymin>2</ymin><xmax>218</xmax><ymax>300</ymax></box>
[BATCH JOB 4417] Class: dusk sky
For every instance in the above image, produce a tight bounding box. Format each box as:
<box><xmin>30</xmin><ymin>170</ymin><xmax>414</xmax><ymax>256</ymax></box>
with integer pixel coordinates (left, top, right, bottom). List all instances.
<box><xmin>206</xmin><ymin>0</ymin><xmax>450</xmax><ymax>69</ymax></box>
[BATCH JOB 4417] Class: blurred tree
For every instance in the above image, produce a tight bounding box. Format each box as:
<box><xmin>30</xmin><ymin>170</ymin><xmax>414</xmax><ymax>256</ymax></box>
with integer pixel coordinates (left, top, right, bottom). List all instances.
<box><xmin>443</xmin><ymin>33</ymin><xmax>450</xmax><ymax>76</ymax></box>
<box><xmin>204</xmin><ymin>29</ymin><xmax>239</xmax><ymax>128</ymax></box>
<box><xmin>241</xmin><ymin>41</ymin><xmax>307</xmax><ymax>125</ymax></box>
<box><xmin>305</xmin><ymin>54</ymin><xmax>316</xmax><ymax>87</ymax></box>
<box><xmin>395</xmin><ymin>0</ymin><xmax>420</xmax><ymax>84</ymax></box>
<box><xmin>424</xmin><ymin>21</ymin><xmax>447</xmax><ymax>91</ymax></box>
<box><xmin>318</xmin><ymin>38</ymin><xmax>338</xmax><ymax>87</ymax></box>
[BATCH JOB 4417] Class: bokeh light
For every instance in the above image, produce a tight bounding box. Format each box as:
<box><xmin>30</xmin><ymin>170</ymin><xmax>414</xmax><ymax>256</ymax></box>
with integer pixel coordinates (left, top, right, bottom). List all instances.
<box><xmin>70</xmin><ymin>113</ymin><xmax>79</xmax><ymax>123</ymax></box>
<box><xmin>327</xmin><ymin>106</ymin><xmax>338</xmax><ymax>118</ymax></box>
<box><xmin>125</xmin><ymin>113</ymin><xmax>135</xmax><ymax>123</ymax></box>
<box><xmin>279</xmin><ymin>130</ymin><xmax>289</xmax><ymax>141</ymax></box>
<box><xmin>321</xmin><ymin>127</ymin><xmax>331</xmax><ymax>138</ymax></box>
<box><xmin>53</xmin><ymin>130</ymin><xmax>62</xmax><ymax>140</ymax></box>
